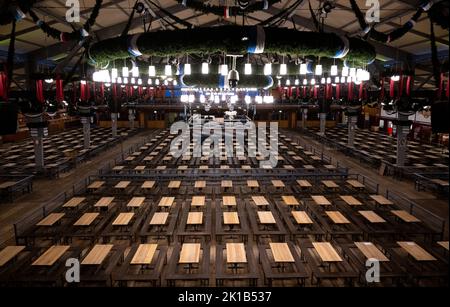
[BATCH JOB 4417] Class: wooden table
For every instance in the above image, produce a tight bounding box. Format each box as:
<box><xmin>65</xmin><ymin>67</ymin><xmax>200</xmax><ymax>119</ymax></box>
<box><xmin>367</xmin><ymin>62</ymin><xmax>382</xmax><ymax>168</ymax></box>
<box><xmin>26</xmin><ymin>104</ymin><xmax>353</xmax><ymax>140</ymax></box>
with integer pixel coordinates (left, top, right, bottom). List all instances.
<box><xmin>81</xmin><ymin>244</ymin><xmax>114</xmax><ymax>265</ymax></box>
<box><xmin>88</xmin><ymin>181</ymin><xmax>104</xmax><ymax>190</ymax></box>
<box><xmin>158</xmin><ymin>197</ymin><xmax>175</xmax><ymax>208</ymax></box>
<box><xmin>252</xmin><ymin>196</ymin><xmax>269</xmax><ymax>206</ymax></box>
<box><xmin>62</xmin><ymin>197</ymin><xmax>85</xmax><ymax>208</ymax></box>
<box><xmin>391</xmin><ymin>210</ymin><xmax>421</xmax><ymax>223</ymax></box>
<box><xmin>223</xmin><ymin>212</ymin><xmax>240</xmax><ymax>225</ymax></box>
<box><xmin>221</xmin><ymin>180</ymin><xmax>233</xmax><ymax>188</ymax></box>
<box><xmin>141</xmin><ymin>181</ymin><xmax>155</xmax><ymax>189</ymax></box>
<box><xmin>292</xmin><ymin>211</ymin><xmax>313</xmax><ymax>224</ymax></box>
<box><xmin>94</xmin><ymin>197</ymin><xmax>115</xmax><ymax>209</ymax></box>
<box><xmin>150</xmin><ymin>212</ymin><xmax>169</xmax><ymax>225</ymax></box>
<box><xmin>127</xmin><ymin>197</ymin><xmax>145</xmax><ymax>208</ymax></box>
<box><xmin>131</xmin><ymin>244</ymin><xmax>157</xmax><ymax>265</ymax></box>
<box><xmin>271</xmin><ymin>180</ymin><xmax>285</xmax><ymax>188</ymax></box>
<box><xmin>297</xmin><ymin>180</ymin><xmax>312</xmax><ymax>188</ymax></box>
<box><xmin>340</xmin><ymin>195</ymin><xmax>362</xmax><ymax>206</ymax></box>
<box><xmin>397</xmin><ymin>242</ymin><xmax>437</xmax><ymax>261</ymax></box>
<box><xmin>178</xmin><ymin>165</ymin><xmax>189</xmax><ymax>170</ymax></box>
<box><xmin>370</xmin><ymin>195</ymin><xmax>394</xmax><ymax>206</ymax></box>
<box><xmin>168</xmin><ymin>180</ymin><xmax>181</xmax><ymax>189</ymax></box>
<box><xmin>437</xmin><ymin>241</ymin><xmax>449</xmax><ymax>251</ymax></box>
<box><xmin>226</xmin><ymin>243</ymin><xmax>247</xmax><ymax>263</ymax></box>
<box><xmin>322</xmin><ymin>180</ymin><xmax>339</xmax><ymax>189</ymax></box>
<box><xmin>115</xmin><ymin>181</ymin><xmax>130</xmax><ymax>189</ymax></box>
<box><xmin>112</xmin><ymin>166</ymin><xmax>124</xmax><ymax>171</ymax></box>
<box><xmin>32</xmin><ymin>245</ymin><xmax>70</xmax><ymax>266</ymax></box>
<box><xmin>195</xmin><ymin>181</ymin><xmax>206</xmax><ymax>188</ymax></box>
<box><xmin>191</xmin><ymin>196</ymin><xmax>206</xmax><ymax>207</ymax></box>
<box><xmin>0</xmin><ymin>246</ymin><xmax>25</xmax><ymax>267</ymax></box>
<box><xmin>431</xmin><ymin>179</ymin><xmax>449</xmax><ymax>187</ymax></box>
<box><xmin>74</xmin><ymin>213</ymin><xmax>99</xmax><ymax>226</ymax></box>
<box><xmin>187</xmin><ymin>212</ymin><xmax>203</xmax><ymax>225</ymax></box>
<box><xmin>113</xmin><ymin>212</ymin><xmax>135</xmax><ymax>226</ymax></box>
<box><xmin>282</xmin><ymin>195</ymin><xmax>300</xmax><ymax>206</ymax></box>
<box><xmin>257</xmin><ymin>211</ymin><xmax>276</xmax><ymax>224</ymax></box>
<box><xmin>36</xmin><ymin>213</ymin><xmax>65</xmax><ymax>226</ymax></box>
<box><xmin>134</xmin><ymin>166</ymin><xmax>146</xmax><ymax>172</ymax></box>
<box><xmin>312</xmin><ymin>242</ymin><xmax>343</xmax><ymax>262</ymax></box>
<box><xmin>269</xmin><ymin>242</ymin><xmax>294</xmax><ymax>263</ymax></box>
<box><xmin>354</xmin><ymin>242</ymin><xmax>389</xmax><ymax>261</ymax></box>
<box><xmin>247</xmin><ymin>180</ymin><xmax>259</xmax><ymax>188</ymax></box>
<box><xmin>347</xmin><ymin>180</ymin><xmax>365</xmax><ymax>189</ymax></box>
<box><xmin>311</xmin><ymin>195</ymin><xmax>332</xmax><ymax>206</ymax></box>
<box><xmin>223</xmin><ymin>196</ymin><xmax>237</xmax><ymax>207</ymax></box>
<box><xmin>179</xmin><ymin>243</ymin><xmax>201</xmax><ymax>264</ymax></box>
<box><xmin>326</xmin><ymin>211</ymin><xmax>350</xmax><ymax>224</ymax></box>
<box><xmin>241</xmin><ymin>165</ymin><xmax>252</xmax><ymax>170</ymax></box>
<box><xmin>358</xmin><ymin>210</ymin><xmax>386</xmax><ymax>223</ymax></box>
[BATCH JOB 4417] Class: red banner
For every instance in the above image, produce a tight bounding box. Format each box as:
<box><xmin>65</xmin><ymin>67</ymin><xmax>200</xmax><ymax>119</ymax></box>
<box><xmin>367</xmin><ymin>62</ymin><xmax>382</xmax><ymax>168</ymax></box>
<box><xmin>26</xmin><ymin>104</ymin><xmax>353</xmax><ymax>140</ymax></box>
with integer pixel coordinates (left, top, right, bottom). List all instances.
<box><xmin>398</xmin><ymin>75</ymin><xmax>404</xmax><ymax>98</ymax></box>
<box><xmin>348</xmin><ymin>82</ymin><xmax>353</xmax><ymax>101</ymax></box>
<box><xmin>0</xmin><ymin>71</ymin><xmax>7</xmax><ymax>100</ymax></box>
<box><xmin>56</xmin><ymin>79</ymin><xmax>64</xmax><ymax>102</ymax></box>
<box><xmin>36</xmin><ymin>80</ymin><xmax>45</xmax><ymax>104</ymax></box>
<box><xmin>336</xmin><ymin>84</ymin><xmax>340</xmax><ymax>100</ymax></box>
<box><xmin>389</xmin><ymin>79</ymin><xmax>395</xmax><ymax>98</ymax></box>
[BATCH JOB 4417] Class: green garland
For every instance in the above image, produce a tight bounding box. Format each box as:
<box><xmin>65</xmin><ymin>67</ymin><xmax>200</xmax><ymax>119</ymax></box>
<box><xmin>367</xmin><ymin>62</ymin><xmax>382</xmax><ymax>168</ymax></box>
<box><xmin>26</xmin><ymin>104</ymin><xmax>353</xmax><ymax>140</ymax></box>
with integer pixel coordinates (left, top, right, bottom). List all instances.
<box><xmin>89</xmin><ymin>26</ymin><xmax>376</xmax><ymax>66</ymax></box>
<box><xmin>176</xmin><ymin>0</ymin><xmax>282</xmax><ymax>17</ymax></box>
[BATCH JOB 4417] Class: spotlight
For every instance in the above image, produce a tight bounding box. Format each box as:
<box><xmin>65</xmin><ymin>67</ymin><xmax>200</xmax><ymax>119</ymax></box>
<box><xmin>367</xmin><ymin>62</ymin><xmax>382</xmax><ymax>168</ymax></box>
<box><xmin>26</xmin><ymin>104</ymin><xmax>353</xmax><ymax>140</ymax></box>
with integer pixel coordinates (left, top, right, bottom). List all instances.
<box><xmin>134</xmin><ymin>2</ymin><xmax>146</xmax><ymax>14</ymax></box>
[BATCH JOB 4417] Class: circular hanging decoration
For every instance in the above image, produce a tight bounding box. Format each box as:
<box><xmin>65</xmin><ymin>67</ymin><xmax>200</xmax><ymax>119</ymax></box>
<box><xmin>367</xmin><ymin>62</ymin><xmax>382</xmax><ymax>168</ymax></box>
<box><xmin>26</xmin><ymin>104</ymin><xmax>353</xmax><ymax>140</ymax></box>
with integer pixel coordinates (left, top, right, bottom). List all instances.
<box><xmin>89</xmin><ymin>26</ymin><xmax>376</xmax><ymax>66</ymax></box>
<box><xmin>0</xmin><ymin>0</ymin><xmax>37</xmax><ymax>25</ymax></box>
<box><xmin>177</xmin><ymin>0</ymin><xmax>281</xmax><ymax>17</ymax></box>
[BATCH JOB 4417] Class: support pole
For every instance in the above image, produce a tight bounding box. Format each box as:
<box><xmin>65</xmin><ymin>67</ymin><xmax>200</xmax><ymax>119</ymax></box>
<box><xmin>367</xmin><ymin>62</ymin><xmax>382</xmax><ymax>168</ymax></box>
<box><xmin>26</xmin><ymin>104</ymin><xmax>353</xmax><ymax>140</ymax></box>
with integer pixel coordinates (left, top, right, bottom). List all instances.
<box><xmin>319</xmin><ymin>113</ymin><xmax>326</xmax><ymax>135</ymax></box>
<box><xmin>26</xmin><ymin>114</ymin><xmax>48</xmax><ymax>173</ymax></box>
<box><xmin>346</xmin><ymin>110</ymin><xmax>359</xmax><ymax>148</ymax></box>
<box><xmin>81</xmin><ymin>117</ymin><xmax>91</xmax><ymax>149</ymax></box>
<box><xmin>128</xmin><ymin>109</ymin><xmax>136</xmax><ymax>129</ymax></box>
<box><xmin>111</xmin><ymin>112</ymin><xmax>118</xmax><ymax>137</ymax></box>
<box><xmin>301</xmin><ymin>108</ymin><xmax>308</xmax><ymax>130</ymax></box>
<box><xmin>395</xmin><ymin>113</ymin><xmax>411</xmax><ymax>167</ymax></box>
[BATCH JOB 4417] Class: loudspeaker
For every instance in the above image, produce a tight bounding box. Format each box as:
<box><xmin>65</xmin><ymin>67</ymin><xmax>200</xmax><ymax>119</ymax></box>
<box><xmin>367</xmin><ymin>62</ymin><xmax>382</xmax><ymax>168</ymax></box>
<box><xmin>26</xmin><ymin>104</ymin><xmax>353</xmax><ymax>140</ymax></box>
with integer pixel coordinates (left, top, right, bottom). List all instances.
<box><xmin>431</xmin><ymin>101</ymin><xmax>449</xmax><ymax>133</ymax></box>
<box><xmin>0</xmin><ymin>102</ymin><xmax>18</xmax><ymax>135</ymax></box>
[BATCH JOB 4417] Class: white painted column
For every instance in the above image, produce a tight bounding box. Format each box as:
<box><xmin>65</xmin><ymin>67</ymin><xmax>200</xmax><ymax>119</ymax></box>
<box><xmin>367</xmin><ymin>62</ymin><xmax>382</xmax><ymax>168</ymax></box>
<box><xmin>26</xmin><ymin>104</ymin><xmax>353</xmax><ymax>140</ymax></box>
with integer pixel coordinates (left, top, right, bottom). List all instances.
<box><xmin>81</xmin><ymin>117</ymin><xmax>91</xmax><ymax>149</ymax></box>
<box><xmin>319</xmin><ymin>113</ymin><xmax>326</xmax><ymax>135</ymax></box>
<box><xmin>347</xmin><ymin>115</ymin><xmax>358</xmax><ymax>148</ymax></box>
<box><xmin>111</xmin><ymin>113</ymin><xmax>118</xmax><ymax>137</ymax></box>
<box><xmin>396</xmin><ymin>113</ymin><xmax>410</xmax><ymax>167</ymax></box>
<box><xmin>301</xmin><ymin>108</ymin><xmax>308</xmax><ymax>130</ymax></box>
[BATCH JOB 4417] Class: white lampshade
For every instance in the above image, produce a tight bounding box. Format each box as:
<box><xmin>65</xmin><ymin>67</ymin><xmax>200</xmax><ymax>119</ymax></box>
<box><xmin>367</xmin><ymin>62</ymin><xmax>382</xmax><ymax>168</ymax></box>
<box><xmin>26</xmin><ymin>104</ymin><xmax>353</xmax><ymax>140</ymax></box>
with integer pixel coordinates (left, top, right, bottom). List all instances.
<box><xmin>341</xmin><ymin>76</ymin><xmax>346</xmax><ymax>83</ymax></box>
<box><xmin>188</xmin><ymin>94</ymin><xmax>195</xmax><ymax>103</ymax></box>
<box><xmin>137</xmin><ymin>78</ymin><xmax>142</xmax><ymax>85</ymax></box>
<box><xmin>214</xmin><ymin>95</ymin><xmax>220</xmax><ymax>104</ymax></box>
<box><xmin>122</xmin><ymin>66</ymin><xmax>129</xmax><ymax>77</ymax></box>
<box><xmin>147</xmin><ymin>78</ymin><xmax>152</xmax><ymax>85</ymax></box>
<box><xmin>255</xmin><ymin>95</ymin><xmax>263</xmax><ymax>104</ymax></box>
<box><xmin>155</xmin><ymin>79</ymin><xmax>160</xmax><ymax>85</ymax></box>
<box><xmin>200</xmin><ymin>94</ymin><xmax>206</xmax><ymax>103</ymax></box>
<box><xmin>165</xmin><ymin>65</ymin><xmax>172</xmax><ymax>76</ymax></box>
<box><xmin>244</xmin><ymin>63</ymin><xmax>252</xmax><ymax>75</ymax></box>
<box><xmin>286</xmin><ymin>79</ymin><xmax>291</xmax><ymax>86</ymax></box>
<box><xmin>123</xmin><ymin>77</ymin><xmax>129</xmax><ymax>84</ymax></box>
<box><xmin>111</xmin><ymin>68</ymin><xmax>118</xmax><ymax>79</ymax></box>
<box><xmin>326</xmin><ymin>77</ymin><xmax>332</xmax><ymax>84</ymax></box>
<box><xmin>131</xmin><ymin>77</ymin><xmax>136</xmax><ymax>84</ymax></box>
<box><xmin>245</xmin><ymin>95</ymin><xmax>251</xmax><ymax>104</ymax></box>
<box><xmin>132</xmin><ymin>66</ymin><xmax>139</xmax><ymax>77</ymax></box>
<box><xmin>279</xmin><ymin>64</ymin><xmax>287</xmax><ymax>75</ymax></box>
<box><xmin>173</xmin><ymin>79</ymin><xmax>177</xmax><ymax>86</ymax></box>
<box><xmin>299</xmin><ymin>63</ymin><xmax>307</xmax><ymax>75</ymax></box>
<box><xmin>201</xmin><ymin>62</ymin><xmax>209</xmax><ymax>74</ymax></box>
<box><xmin>220</xmin><ymin>64</ymin><xmax>228</xmax><ymax>76</ymax></box>
<box><xmin>264</xmin><ymin>63</ymin><xmax>272</xmax><ymax>76</ymax></box>
<box><xmin>117</xmin><ymin>77</ymin><xmax>122</xmax><ymax>84</ymax></box>
<box><xmin>335</xmin><ymin>76</ymin><xmax>340</xmax><ymax>84</ymax></box>
<box><xmin>315</xmin><ymin>64</ymin><xmax>323</xmax><ymax>76</ymax></box>
<box><xmin>184</xmin><ymin>63</ymin><xmax>191</xmax><ymax>75</ymax></box>
<box><xmin>347</xmin><ymin>76</ymin><xmax>352</xmax><ymax>83</ymax></box>
<box><xmin>349</xmin><ymin>68</ymin><xmax>356</xmax><ymax>78</ymax></box>
<box><xmin>295</xmin><ymin>79</ymin><xmax>299</xmax><ymax>86</ymax></box>
<box><xmin>310</xmin><ymin>78</ymin><xmax>316</xmax><ymax>85</ymax></box>
<box><xmin>303</xmin><ymin>79</ymin><xmax>307</xmax><ymax>85</ymax></box>
<box><xmin>148</xmin><ymin>65</ymin><xmax>156</xmax><ymax>77</ymax></box>
<box><xmin>342</xmin><ymin>66</ymin><xmax>349</xmax><ymax>77</ymax></box>
<box><xmin>391</xmin><ymin>75</ymin><xmax>400</xmax><ymax>82</ymax></box>
<box><xmin>180</xmin><ymin>94</ymin><xmax>188</xmax><ymax>103</ymax></box>
<box><xmin>321</xmin><ymin>77</ymin><xmax>326</xmax><ymax>84</ymax></box>
<box><xmin>331</xmin><ymin>65</ymin><xmax>338</xmax><ymax>76</ymax></box>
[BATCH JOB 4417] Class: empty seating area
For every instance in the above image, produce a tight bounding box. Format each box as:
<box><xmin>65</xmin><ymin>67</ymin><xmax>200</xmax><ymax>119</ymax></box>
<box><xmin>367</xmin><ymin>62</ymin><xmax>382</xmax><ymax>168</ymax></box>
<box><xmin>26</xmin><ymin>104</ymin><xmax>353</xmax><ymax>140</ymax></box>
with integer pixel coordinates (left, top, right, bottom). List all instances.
<box><xmin>1</xmin><ymin>129</ymin><xmax>447</xmax><ymax>287</ymax></box>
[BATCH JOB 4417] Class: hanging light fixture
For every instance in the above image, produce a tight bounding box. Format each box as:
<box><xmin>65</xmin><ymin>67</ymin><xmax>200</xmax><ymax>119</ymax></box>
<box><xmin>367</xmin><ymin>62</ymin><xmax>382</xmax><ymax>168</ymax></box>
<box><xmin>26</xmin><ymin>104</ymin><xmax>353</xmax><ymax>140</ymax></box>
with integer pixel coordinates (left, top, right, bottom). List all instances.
<box><xmin>184</xmin><ymin>63</ymin><xmax>191</xmax><ymax>75</ymax></box>
<box><xmin>111</xmin><ymin>68</ymin><xmax>118</xmax><ymax>79</ymax></box>
<box><xmin>44</xmin><ymin>78</ymin><xmax>54</xmax><ymax>84</ymax></box>
<box><xmin>147</xmin><ymin>78</ymin><xmax>152</xmax><ymax>85</ymax></box>
<box><xmin>310</xmin><ymin>78</ymin><xmax>316</xmax><ymax>85</ymax></box>
<box><xmin>244</xmin><ymin>63</ymin><xmax>252</xmax><ymax>75</ymax></box>
<box><xmin>148</xmin><ymin>65</ymin><xmax>156</xmax><ymax>77</ymax></box>
<box><xmin>155</xmin><ymin>79</ymin><xmax>160</xmax><ymax>85</ymax></box>
<box><xmin>315</xmin><ymin>64</ymin><xmax>323</xmax><ymax>76</ymax></box>
<box><xmin>200</xmin><ymin>94</ymin><xmax>206</xmax><ymax>103</ymax></box>
<box><xmin>280</xmin><ymin>63</ymin><xmax>287</xmax><ymax>75</ymax></box>
<box><xmin>255</xmin><ymin>95</ymin><xmax>263</xmax><ymax>104</ymax></box>
<box><xmin>341</xmin><ymin>76</ymin><xmax>346</xmax><ymax>83</ymax></box>
<box><xmin>349</xmin><ymin>68</ymin><xmax>356</xmax><ymax>78</ymax></box>
<box><xmin>245</xmin><ymin>95</ymin><xmax>251</xmax><ymax>104</ymax></box>
<box><xmin>173</xmin><ymin>80</ymin><xmax>178</xmax><ymax>86</ymax></box>
<box><xmin>331</xmin><ymin>65</ymin><xmax>338</xmax><ymax>76</ymax></box>
<box><xmin>165</xmin><ymin>64</ymin><xmax>172</xmax><ymax>76</ymax></box>
<box><xmin>299</xmin><ymin>63</ymin><xmax>307</xmax><ymax>75</ymax></box>
<box><xmin>131</xmin><ymin>77</ymin><xmax>136</xmax><ymax>84</ymax></box>
<box><xmin>335</xmin><ymin>76</ymin><xmax>340</xmax><ymax>84</ymax></box>
<box><xmin>286</xmin><ymin>79</ymin><xmax>291</xmax><ymax>86</ymax></box>
<box><xmin>326</xmin><ymin>77</ymin><xmax>332</xmax><ymax>84</ymax></box>
<box><xmin>117</xmin><ymin>77</ymin><xmax>123</xmax><ymax>84</ymax></box>
<box><xmin>122</xmin><ymin>66</ymin><xmax>129</xmax><ymax>77</ymax></box>
<box><xmin>214</xmin><ymin>95</ymin><xmax>220</xmax><ymax>104</ymax></box>
<box><xmin>347</xmin><ymin>76</ymin><xmax>352</xmax><ymax>83</ymax></box>
<box><xmin>264</xmin><ymin>63</ymin><xmax>272</xmax><ymax>76</ymax></box>
<box><xmin>295</xmin><ymin>79</ymin><xmax>300</xmax><ymax>86</ymax></box>
<box><xmin>180</xmin><ymin>94</ymin><xmax>188</xmax><ymax>103</ymax></box>
<box><xmin>138</xmin><ymin>78</ymin><xmax>143</xmax><ymax>85</ymax></box>
<box><xmin>123</xmin><ymin>77</ymin><xmax>129</xmax><ymax>84</ymax></box>
<box><xmin>220</xmin><ymin>64</ymin><xmax>228</xmax><ymax>76</ymax></box>
<box><xmin>201</xmin><ymin>62</ymin><xmax>209</xmax><ymax>74</ymax></box>
<box><xmin>188</xmin><ymin>94</ymin><xmax>195</xmax><ymax>103</ymax></box>
<box><xmin>321</xmin><ymin>77</ymin><xmax>326</xmax><ymax>84</ymax></box>
<box><xmin>391</xmin><ymin>75</ymin><xmax>400</xmax><ymax>81</ymax></box>
<box><xmin>132</xmin><ymin>66</ymin><xmax>139</xmax><ymax>77</ymax></box>
<box><xmin>342</xmin><ymin>66</ymin><xmax>349</xmax><ymax>77</ymax></box>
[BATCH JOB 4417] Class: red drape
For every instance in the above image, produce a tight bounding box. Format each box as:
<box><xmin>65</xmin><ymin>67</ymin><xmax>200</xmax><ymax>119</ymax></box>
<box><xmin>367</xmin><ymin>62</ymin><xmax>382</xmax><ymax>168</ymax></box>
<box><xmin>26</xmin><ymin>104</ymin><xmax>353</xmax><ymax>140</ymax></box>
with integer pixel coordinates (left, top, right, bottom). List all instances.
<box><xmin>56</xmin><ymin>79</ymin><xmax>64</xmax><ymax>102</ymax></box>
<box><xmin>100</xmin><ymin>83</ymin><xmax>105</xmax><ymax>99</ymax></box>
<box><xmin>36</xmin><ymin>80</ymin><xmax>45</xmax><ymax>104</ymax></box>
<box><xmin>358</xmin><ymin>82</ymin><xmax>364</xmax><ymax>100</ymax></box>
<box><xmin>80</xmin><ymin>82</ymin><xmax>87</xmax><ymax>101</ymax></box>
<box><xmin>0</xmin><ymin>71</ymin><xmax>8</xmax><ymax>100</ymax></box>
<box><xmin>446</xmin><ymin>78</ymin><xmax>449</xmax><ymax>98</ymax></box>
<box><xmin>348</xmin><ymin>82</ymin><xmax>354</xmax><ymax>101</ymax></box>
<box><xmin>438</xmin><ymin>73</ymin><xmax>444</xmax><ymax>99</ymax></box>
<box><xmin>389</xmin><ymin>79</ymin><xmax>395</xmax><ymax>98</ymax></box>
<box><xmin>398</xmin><ymin>75</ymin><xmax>404</xmax><ymax>98</ymax></box>
<box><xmin>313</xmin><ymin>86</ymin><xmax>318</xmax><ymax>99</ymax></box>
<box><xmin>406</xmin><ymin>76</ymin><xmax>412</xmax><ymax>96</ymax></box>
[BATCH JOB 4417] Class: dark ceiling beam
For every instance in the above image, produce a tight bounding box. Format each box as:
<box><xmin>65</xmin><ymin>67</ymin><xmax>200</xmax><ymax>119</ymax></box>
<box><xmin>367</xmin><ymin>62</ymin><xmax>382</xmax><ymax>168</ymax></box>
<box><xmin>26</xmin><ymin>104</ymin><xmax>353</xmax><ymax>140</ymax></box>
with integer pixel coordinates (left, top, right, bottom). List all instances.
<box><xmin>0</xmin><ymin>0</ymin><xmax>127</xmax><ymax>42</ymax></box>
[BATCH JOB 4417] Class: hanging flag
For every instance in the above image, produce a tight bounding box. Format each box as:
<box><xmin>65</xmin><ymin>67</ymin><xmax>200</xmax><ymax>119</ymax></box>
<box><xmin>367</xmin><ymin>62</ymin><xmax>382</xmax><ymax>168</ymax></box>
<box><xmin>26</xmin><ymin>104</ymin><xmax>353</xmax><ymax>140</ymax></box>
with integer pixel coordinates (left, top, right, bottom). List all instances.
<box><xmin>36</xmin><ymin>80</ymin><xmax>45</xmax><ymax>104</ymax></box>
<box><xmin>389</xmin><ymin>79</ymin><xmax>395</xmax><ymax>98</ymax></box>
<box><xmin>336</xmin><ymin>84</ymin><xmax>340</xmax><ymax>100</ymax></box>
<box><xmin>56</xmin><ymin>79</ymin><xmax>64</xmax><ymax>102</ymax></box>
<box><xmin>0</xmin><ymin>71</ymin><xmax>8</xmax><ymax>100</ymax></box>
<box><xmin>348</xmin><ymin>81</ymin><xmax>354</xmax><ymax>100</ymax></box>
<box><xmin>398</xmin><ymin>74</ymin><xmax>404</xmax><ymax>98</ymax></box>
<box><xmin>406</xmin><ymin>76</ymin><xmax>412</xmax><ymax>96</ymax></box>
